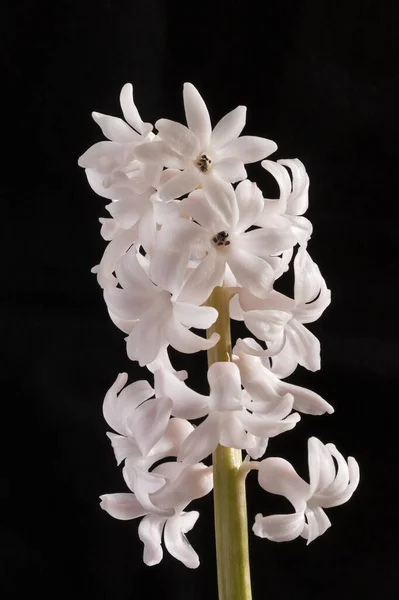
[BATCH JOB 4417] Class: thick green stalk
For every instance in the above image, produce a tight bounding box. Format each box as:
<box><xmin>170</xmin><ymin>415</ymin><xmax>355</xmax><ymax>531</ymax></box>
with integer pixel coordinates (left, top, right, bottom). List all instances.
<box><xmin>207</xmin><ymin>286</ymin><xmax>252</xmax><ymax>600</ymax></box>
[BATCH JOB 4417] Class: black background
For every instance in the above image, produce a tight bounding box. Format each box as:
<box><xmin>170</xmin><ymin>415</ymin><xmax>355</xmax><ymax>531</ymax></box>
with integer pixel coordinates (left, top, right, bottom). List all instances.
<box><xmin>2</xmin><ymin>1</ymin><xmax>398</xmax><ymax>598</ymax></box>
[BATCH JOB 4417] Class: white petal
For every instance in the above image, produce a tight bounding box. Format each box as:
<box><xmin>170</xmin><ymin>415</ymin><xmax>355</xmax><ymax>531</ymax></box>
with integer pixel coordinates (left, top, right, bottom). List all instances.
<box><xmin>106</xmin><ymin>197</ymin><xmax>142</xmax><ymax>229</ymax></box>
<box><xmin>235</xmin><ymin>180</ymin><xmax>264</xmax><ymax>233</ymax></box>
<box><xmin>253</xmin><ymin>511</ymin><xmax>305</xmax><ymax>542</ymax></box>
<box><xmin>244</xmin><ymin>310</ymin><xmax>291</xmax><ymax>343</ymax></box>
<box><xmin>166</xmin><ymin>317</ymin><xmax>220</xmax><ymax>354</ymax></box>
<box><xmin>150</xmin><ymin>417</ymin><xmax>195</xmax><ymax>458</ymax></box>
<box><xmin>79</xmin><ymin>141</ymin><xmax>122</xmax><ymax>171</ymax></box>
<box><xmin>102</xmin><ymin>372</ymin><xmax>128</xmax><ymax>435</ymax></box>
<box><xmin>177</xmin><ymin>253</ymin><xmax>225</xmax><ymax>305</ymax></box>
<box><xmin>202</xmin><ymin>174</ymin><xmax>239</xmax><ymax>230</ymax></box>
<box><xmin>258</xmin><ymin>457</ymin><xmax>309</xmax><ymax>512</ymax></box>
<box><xmin>227</xmin><ymin>247</ymin><xmax>274</xmax><ymax>298</ymax></box>
<box><xmin>100</xmin><ymin>493</ymin><xmax>147</xmax><ymax>520</ymax></box>
<box><xmin>261</xmin><ymin>160</ymin><xmax>291</xmax><ymax>210</ymax></box>
<box><xmin>95</xmin><ymin>227</ymin><xmax>138</xmax><ymax>289</ymax></box>
<box><xmin>92</xmin><ymin>111</ymin><xmax>140</xmax><ymax>143</ymax></box>
<box><xmin>138</xmin><ymin>515</ymin><xmax>167</xmax><ymax>566</ymax></box>
<box><xmin>106</xmin><ymin>432</ymin><xmax>138</xmax><ymax>465</ymax></box>
<box><xmin>178</xmin><ymin>415</ymin><xmax>220</xmax><ymax>464</ymax></box>
<box><xmin>278</xmin><ymin>158</ymin><xmax>309</xmax><ymax>216</ymax></box>
<box><xmin>99</xmin><ymin>217</ymin><xmax>121</xmax><ymax>240</ymax></box>
<box><xmin>131</xmin><ymin>397</ymin><xmax>173</xmax><ymax>456</ymax></box>
<box><xmin>149</xmin><ymin>247</ymin><xmax>191</xmax><ymax>296</ymax></box>
<box><xmin>239</xmin><ymin>410</ymin><xmax>299</xmax><ymax>439</ymax></box>
<box><xmin>126</xmin><ymin>313</ymin><xmax>167</xmax><ymax>367</ymax></box>
<box><xmin>269</xmin><ymin>341</ymin><xmax>298</xmax><ymax>379</ymax></box>
<box><xmin>303</xmin><ymin>506</ymin><xmax>331</xmax><ymax>544</ymax></box>
<box><xmin>285</xmin><ymin>320</ymin><xmax>321</xmax><ymax>372</ymax></box>
<box><xmin>239</xmin><ymin>227</ymin><xmax>297</xmax><ymax>258</ymax></box>
<box><xmin>183</xmin><ymin>83</ymin><xmax>212</xmax><ymax>148</ymax></box>
<box><xmin>213</xmin><ymin>157</ymin><xmax>247</xmax><ymax>183</ymax></box>
<box><xmin>294</xmin><ymin>247</ymin><xmax>323</xmax><ymax>305</ymax></box>
<box><xmin>155</xmin><ymin>118</ymin><xmax>200</xmax><ymax>157</ymax></box>
<box><xmin>318</xmin><ymin>456</ymin><xmax>360</xmax><ymax>508</ymax></box>
<box><xmin>219</xmin><ymin>413</ymin><xmax>249</xmax><ymax>448</ymax></box>
<box><xmin>281</xmin><ymin>381</ymin><xmax>334</xmax><ymax>415</ymax></box>
<box><xmin>104</xmin><ymin>286</ymin><xmax>148</xmax><ymax>321</ymax></box>
<box><xmin>120</xmin><ymin>83</ymin><xmax>152</xmax><ymax>135</ymax></box>
<box><xmin>307</xmin><ymin>437</ymin><xmax>337</xmax><ymax>496</ymax></box>
<box><xmin>164</xmin><ymin>512</ymin><xmax>200</xmax><ymax>568</ymax></box>
<box><xmin>135</xmin><ymin>140</ymin><xmax>185</xmax><ymax>168</ymax></box>
<box><xmin>158</xmin><ymin>167</ymin><xmax>200</xmax><ymax>201</ymax></box>
<box><xmin>183</xmin><ymin>189</ymin><xmax>226</xmax><ymax>232</ymax></box>
<box><xmin>155</xmin><ymin>369</ymin><xmax>208</xmax><ymax>420</ymax></box>
<box><xmin>220</xmin><ymin>136</ymin><xmax>277</xmax><ymax>164</ymax></box>
<box><xmin>114</xmin><ymin>246</ymin><xmax>150</xmax><ymax>289</ymax></box>
<box><xmin>154</xmin><ymin>463</ymin><xmax>213</xmax><ymax>508</ymax></box>
<box><xmin>173</xmin><ymin>302</ymin><xmax>218</xmax><ymax>329</ymax></box>
<box><xmin>211</xmin><ymin>106</ymin><xmax>247</xmax><ymax>149</ymax></box>
<box><xmin>208</xmin><ymin>362</ymin><xmax>243</xmax><ymax>411</ymax></box>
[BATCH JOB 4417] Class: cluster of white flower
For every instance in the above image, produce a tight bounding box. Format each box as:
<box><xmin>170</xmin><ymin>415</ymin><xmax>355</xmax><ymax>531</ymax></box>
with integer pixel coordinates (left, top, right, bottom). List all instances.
<box><xmin>79</xmin><ymin>83</ymin><xmax>359</xmax><ymax>568</ymax></box>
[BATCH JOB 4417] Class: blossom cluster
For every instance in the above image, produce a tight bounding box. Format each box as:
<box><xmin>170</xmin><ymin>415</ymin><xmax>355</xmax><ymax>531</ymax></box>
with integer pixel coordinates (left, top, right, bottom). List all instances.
<box><xmin>79</xmin><ymin>83</ymin><xmax>359</xmax><ymax>567</ymax></box>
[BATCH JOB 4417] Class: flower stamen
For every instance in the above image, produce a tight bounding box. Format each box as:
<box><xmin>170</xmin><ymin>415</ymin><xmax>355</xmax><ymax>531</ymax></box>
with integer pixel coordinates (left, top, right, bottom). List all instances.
<box><xmin>212</xmin><ymin>231</ymin><xmax>231</xmax><ymax>247</ymax></box>
<box><xmin>196</xmin><ymin>154</ymin><xmax>212</xmax><ymax>173</ymax></box>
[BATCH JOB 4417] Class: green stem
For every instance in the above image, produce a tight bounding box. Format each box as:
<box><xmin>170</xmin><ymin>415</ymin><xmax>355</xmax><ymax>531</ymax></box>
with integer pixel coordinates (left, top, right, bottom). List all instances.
<box><xmin>206</xmin><ymin>286</ymin><xmax>252</xmax><ymax>600</ymax></box>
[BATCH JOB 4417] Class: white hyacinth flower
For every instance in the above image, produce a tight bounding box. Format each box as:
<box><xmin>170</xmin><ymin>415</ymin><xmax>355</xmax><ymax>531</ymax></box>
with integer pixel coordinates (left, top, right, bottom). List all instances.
<box><xmin>253</xmin><ymin>437</ymin><xmax>360</xmax><ymax>544</ymax></box>
<box><xmin>233</xmin><ymin>246</ymin><xmax>331</xmax><ymax>377</ymax></box>
<box><xmin>256</xmin><ymin>158</ymin><xmax>313</xmax><ymax>246</ymax></box>
<box><xmin>157</xmin><ymin>179</ymin><xmax>297</xmax><ymax>305</ymax></box>
<box><xmin>103</xmin><ymin>247</ymin><xmax>220</xmax><ymax>366</ymax></box>
<box><xmin>233</xmin><ymin>339</ymin><xmax>334</xmax><ymax>416</ymax></box>
<box><xmin>156</xmin><ymin>362</ymin><xmax>300</xmax><ymax>464</ymax></box>
<box><xmin>103</xmin><ymin>372</ymin><xmax>194</xmax><ymax>513</ymax></box>
<box><xmin>135</xmin><ymin>82</ymin><xmax>277</xmax><ymax>201</ymax></box>
<box><xmin>100</xmin><ymin>461</ymin><xmax>213</xmax><ymax>568</ymax></box>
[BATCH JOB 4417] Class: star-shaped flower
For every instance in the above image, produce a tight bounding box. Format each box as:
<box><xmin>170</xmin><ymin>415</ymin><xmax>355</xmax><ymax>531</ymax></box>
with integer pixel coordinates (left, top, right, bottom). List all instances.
<box><xmin>136</xmin><ymin>83</ymin><xmax>277</xmax><ymax>200</ymax></box>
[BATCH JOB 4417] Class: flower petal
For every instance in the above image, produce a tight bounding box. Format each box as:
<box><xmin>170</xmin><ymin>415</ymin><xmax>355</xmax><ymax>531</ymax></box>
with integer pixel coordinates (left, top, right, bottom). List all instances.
<box><xmin>138</xmin><ymin>514</ymin><xmax>167</xmax><ymax>566</ymax></box>
<box><xmin>253</xmin><ymin>511</ymin><xmax>305</xmax><ymax>542</ymax></box>
<box><xmin>94</xmin><ymin>227</ymin><xmax>138</xmax><ymax>288</ymax></box>
<box><xmin>183</xmin><ymin>83</ymin><xmax>212</xmax><ymax>148</ymax></box>
<box><xmin>158</xmin><ymin>167</ymin><xmax>200</xmax><ymax>201</ymax></box>
<box><xmin>235</xmin><ymin>180</ymin><xmax>264</xmax><ymax>233</ymax></box>
<box><xmin>303</xmin><ymin>506</ymin><xmax>331</xmax><ymax>544</ymax></box>
<box><xmin>164</xmin><ymin>512</ymin><xmax>200</xmax><ymax>568</ymax></box>
<box><xmin>258</xmin><ymin>457</ymin><xmax>309</xmax><ymax>511</ymax></box>
<box><xmin>156</xmin><ymin>118</ymin><xmax>200</xmax><ymax>157</ymax></box>
<box><xmin>220</xmin><ymin>136</ymin><xmax>277</xmax><ymax>164</ymax></box>
<box><xmin>285</xmin><ymin>320</ymin><xmax>321</xmax><ymax>372</ymax></box>
<box><xmin>173</xmin><ymin>302</ymin><xmax>218</xmax><ymax>329</ymax></box>
<box><xmin>178</xmin><ymin>414</ymin><xmax>220</xmax><ymax>464</ymax></box>
<box><xmin>208</xmin><ymin>362</ymin><xmax>243</xmax><ymax>412</ymax></box>
<box><xmin>211</xmin><ymin>106</ymin><xmax>247</xmax><ymax>149</ymax></box>
<box><xmin>155</xmin><ymin>369</ymin><xmax>208</xmax><ymax>419</ymax></box>
<box><xmin>244</xmin><ymin>310</ymin><xmax>291</xmax><ymax>343</ymax></box>
<box><xmin>227</xmin><ymin>247</ymin><xmax>274</xmax><ymax>298</ymax></box>
<box><xmin>166</xmin><ymin>317</ymin><xmax>220</xmax><ymax>354</ymax></box>
<box><xmin>202</xmin><ymin>174</ymin><xmax>239</xmax><ymax>230</ymax></box>
<box><xmin>278</xmin><ymin>158</ymin><xmax>309</xmax><ymax>216</ymax></box>
<box><xmin>92</xmin><ymin>111</ymin><xmax>141</xmax><ymax>143</ymax></box>
<box><xmin>239</xmin><ymin>227</ymin><xmax>297</xmax><ymax>258</ymax></box>
<box><xmin>106</xmin><ymin>432</ymin><xmax>138</xmax><ymax>465</ymax></box>
<box><xmin>100</xmin><ymin>493</ymin><xmax>148</xmax><ymax>520</ymax></box>
<box><xmin>135</xmin><ymin>140</ymin><xmax>186</xmax><ymax>168</ymax></box>
<box><xmin>131</xmin><ymin>396</ymin><xmax>173</xmax><ymax>457</ymax></box>
<box><xmin>307</xmin><ymin>437</ymin><xmax>337</xmax><ymax>496</ymax></box>
<box><xmin>213</xmin><ymin>157</ymin><xmax>247</xmax><ymax>183</ymax></box>
<box><xmin>177</xmin><ymin>253</ymin><xmax>225</xmax><ymax>305</ymax></box>
<box><xmin>120</xmin><ymin>83</ymin><xmax>152</xmax><ymax>135</ymax></box>
<box><xmin>294</xmin><ymin>247</ymin><xmax>323</xmax><ymax>306</ymax></box>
